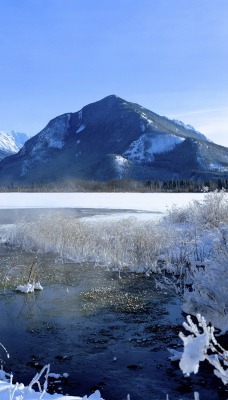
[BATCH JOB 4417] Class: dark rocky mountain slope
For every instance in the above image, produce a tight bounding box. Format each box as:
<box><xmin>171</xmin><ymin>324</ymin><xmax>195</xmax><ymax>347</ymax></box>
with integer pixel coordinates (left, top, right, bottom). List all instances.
<box><xmin>0</xmin><ymin>95</ymin><xmax>227</xmax><ymax>185</ymax></box>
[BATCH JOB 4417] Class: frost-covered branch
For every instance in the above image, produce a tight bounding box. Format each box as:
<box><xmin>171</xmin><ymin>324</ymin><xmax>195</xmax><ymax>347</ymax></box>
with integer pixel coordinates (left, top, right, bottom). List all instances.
<box><xmin>28</xmin><ymin>363</ymin><xmax>50</xmax><ymax>394</ymax></box>
<box><xmin>178</xmin><ymin>314</ymin><xmax>228</xmax><ymax>385</ymax></box>
<box><xmin>0</xmin><ymin>340</ymin><xmax>10</xmax><ymax>359</ymax></box>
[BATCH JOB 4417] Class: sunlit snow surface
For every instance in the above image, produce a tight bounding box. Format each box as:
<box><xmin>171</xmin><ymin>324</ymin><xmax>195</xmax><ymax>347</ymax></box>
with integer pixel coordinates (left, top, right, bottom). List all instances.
<box><xmin>0</xmin><ymin>130</ymin><xmax>28</xmax><ymax>153</ymax></box>
<box><xmin>0</xmin><ymin>131</ymin><xmax>19</xmax><ymax>153</ymax></box>
<box><xmin>124</xmin><ymin>133</ymin><xmax>184</xmax><ymax>163</ymax></box>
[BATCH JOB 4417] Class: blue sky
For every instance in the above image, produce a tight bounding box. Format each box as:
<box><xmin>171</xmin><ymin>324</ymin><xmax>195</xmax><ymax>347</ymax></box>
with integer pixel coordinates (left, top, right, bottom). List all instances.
<box><xmin>0</xmin><ymin>0</ymin><xmax>227</xmax><ymax>146</ymax></box>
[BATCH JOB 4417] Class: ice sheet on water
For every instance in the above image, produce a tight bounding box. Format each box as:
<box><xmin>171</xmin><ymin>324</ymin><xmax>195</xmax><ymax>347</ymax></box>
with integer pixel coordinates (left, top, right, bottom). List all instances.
<box><xmin>0</xmin><ymin>192</ymin><xmax>207</xmax><ymax>212</ymax></box>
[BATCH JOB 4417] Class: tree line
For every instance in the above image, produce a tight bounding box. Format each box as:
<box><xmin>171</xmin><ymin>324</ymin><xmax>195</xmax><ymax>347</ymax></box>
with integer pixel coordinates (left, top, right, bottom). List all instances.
<box><xmin>0</xmin><ymin>178</ymin><xmax>227</xmax><ymax>192</ymax></box>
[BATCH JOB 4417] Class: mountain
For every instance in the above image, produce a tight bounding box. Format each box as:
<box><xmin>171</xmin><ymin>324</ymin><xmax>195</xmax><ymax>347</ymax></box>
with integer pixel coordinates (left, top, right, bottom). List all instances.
<box><xmin>0</xmin><ymin>130</ymin><xmax>29</xmax><ymax>160</ymax></box>
<box><xmin>0</xmin><ymin>95</ymin><xmax>227</xmax><ymax>185</ymax></box>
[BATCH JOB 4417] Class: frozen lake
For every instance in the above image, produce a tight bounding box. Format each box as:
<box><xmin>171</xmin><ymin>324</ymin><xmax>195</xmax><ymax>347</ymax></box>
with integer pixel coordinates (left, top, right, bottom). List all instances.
<box><xmin>0</xmin><ymin>192</ymin><xmax>207</xmax><ymax>223</ymax></box>
<box><xmin>0</xmin><ymin>192</ymin><xmax>206</xmax><ymax>212</ymax></box>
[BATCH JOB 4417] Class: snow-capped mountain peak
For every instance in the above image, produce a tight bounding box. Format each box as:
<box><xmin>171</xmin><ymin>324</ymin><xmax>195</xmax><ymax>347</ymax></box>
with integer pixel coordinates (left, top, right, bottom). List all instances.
<box><xmin>0</xmin><ymin>130</ymin><xmax>29</xmax><ymax>157</ymax></box>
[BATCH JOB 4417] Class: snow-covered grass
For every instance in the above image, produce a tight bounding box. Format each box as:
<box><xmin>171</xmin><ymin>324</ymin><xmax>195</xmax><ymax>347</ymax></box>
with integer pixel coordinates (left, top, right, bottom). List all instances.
<box><xmin>10</xmin><ymin>215</ymin><xmax>171</xmax><ymax>273</ymax></box>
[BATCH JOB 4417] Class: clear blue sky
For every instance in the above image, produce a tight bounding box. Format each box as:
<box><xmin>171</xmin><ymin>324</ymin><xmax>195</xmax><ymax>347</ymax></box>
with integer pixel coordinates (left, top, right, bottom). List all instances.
<box><xmin>0</xmin><ymin>0</ymin><xmax>227</xmax><ymax>146</ymax></box>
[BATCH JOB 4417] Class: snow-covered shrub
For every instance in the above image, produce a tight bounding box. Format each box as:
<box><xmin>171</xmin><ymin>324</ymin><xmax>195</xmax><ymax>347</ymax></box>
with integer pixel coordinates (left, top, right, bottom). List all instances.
<box><xmin>160</xmin><ymin>193</ymin><xmax>228</xmax><ymax>333</ymax></box>
<box><xmin>163</xmin><ymin>195</ymin><xmax>221</xmax><ymax>267</ymax></box>
<box><xmin>165</xmin><ymin>191</ymin><xmax>228</xmax><ymax>230</ymax></box>
<box><xmin>178</xmin><ymin>314</ymin><xmax>228</xmax><ymax>385</ymax></box>
<box><xmin>182</xmin><ymin>227</ymin><xmax>228</xmax><ymax>334</ymax></box>
<box><xmin>183</xmin><ymin>191</ymin><xmax>228</xmax><ymax>229</ymax></box>
<box><xmin>164</xmin><ymin>204</ymin><xmax>189</xmax><ymax>224</ymax></box>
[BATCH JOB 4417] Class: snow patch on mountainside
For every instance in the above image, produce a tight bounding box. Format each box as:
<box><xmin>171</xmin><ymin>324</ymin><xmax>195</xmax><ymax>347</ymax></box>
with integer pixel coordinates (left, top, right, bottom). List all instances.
<box><xmin>78</xmin><ymin>110</ymin><xmax>82</xmax><ymax>120</ymax></box>
<box><xmin>0</xmin><ymin>130</ymin><xmax>28</xmax><ymax>154</ymax></box>
<box><xmin>76</xmin><ymin>124</ymin><xmax>86</xmax><ymax>134</ymax></box>
<box><xmin>140</xmin><ymin>112</ymin><xmax>157</xmax><ymax>132</ymax></box>
<box><xmin>124</xmin><ymin>133</ymin><xmax>184</xmax><ymax>163</ymax></box>
<box><xmin>30</xmin><ymin>114</ymin><xmax>71</xmax><ymax>154</ymax></box>
<box><xmin>113</xmin><ymin>155</ymin><xmax>129</xmax><ymax>178</ymax></box>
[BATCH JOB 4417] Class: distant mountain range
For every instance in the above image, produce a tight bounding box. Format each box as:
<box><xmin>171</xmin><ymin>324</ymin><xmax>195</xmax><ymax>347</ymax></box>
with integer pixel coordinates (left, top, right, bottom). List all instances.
<box><xmin>0</xmin><ymin>95</ymin><xmax>227</xmax><ymax>185</ymax></box>
<box><xmin>0</xmin><ymin>130</ymin><xmax>29</xmax><ymax>160</ymax></box>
